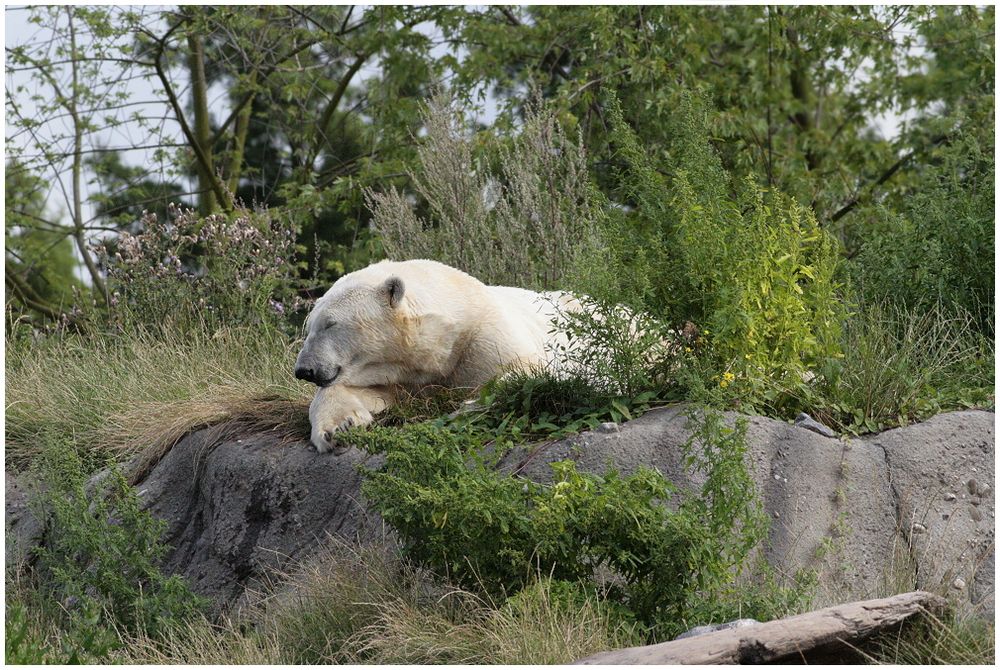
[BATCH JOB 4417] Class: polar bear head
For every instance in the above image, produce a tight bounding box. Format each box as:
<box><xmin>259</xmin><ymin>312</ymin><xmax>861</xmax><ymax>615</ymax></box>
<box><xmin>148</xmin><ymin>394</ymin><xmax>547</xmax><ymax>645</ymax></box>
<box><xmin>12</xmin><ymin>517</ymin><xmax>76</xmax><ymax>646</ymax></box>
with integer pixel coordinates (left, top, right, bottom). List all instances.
<box><xmin>294</xmin><ymin>274</ymin><xmax>406</xmax><ymax>388</ymax></box>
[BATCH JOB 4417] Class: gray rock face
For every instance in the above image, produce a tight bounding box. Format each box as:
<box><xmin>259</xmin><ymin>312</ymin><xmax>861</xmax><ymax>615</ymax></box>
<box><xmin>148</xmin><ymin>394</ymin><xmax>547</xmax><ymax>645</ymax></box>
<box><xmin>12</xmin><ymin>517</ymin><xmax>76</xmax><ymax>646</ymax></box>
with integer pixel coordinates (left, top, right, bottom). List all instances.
<box><xmin>5</xmin><ymin>471</ymin><xmax>44</xmax><ymax>567</ymax></box>
<box><xmin>869</xmin><ymin>411</ymin><xmax>995</xmax><ymax>617</ymax></box>
<box><xmin>794</xmin><ymin>412</ymin><xmax>838</xmax><ymax>438</ymax></box>
<box><xmin>6</xmin><ymin>406</ymin><xmax>993</xmax><ymax>619</ymax></box>
<box><xmin>500</xmin><ymin>407</ymin><xmax>993</xmax><ymax>616</ymax></box>
<box><xmin>133</xmin><ymin>429</ymin><xmax>387</xmax><ymax>609</ymax></box>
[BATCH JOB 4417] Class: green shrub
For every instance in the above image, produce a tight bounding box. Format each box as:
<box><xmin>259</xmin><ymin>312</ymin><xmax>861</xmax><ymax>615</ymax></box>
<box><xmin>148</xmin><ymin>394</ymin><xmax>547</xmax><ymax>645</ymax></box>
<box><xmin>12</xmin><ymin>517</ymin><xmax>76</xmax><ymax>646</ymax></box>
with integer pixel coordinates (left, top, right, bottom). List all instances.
<box><xmin>851</xmin><ymin>132</ymin><xmax>994</xmax><ymax>332</ymax></box>
<box><xmin>31</xmin><ymin>446</ymin><xmax>207</xmax><ymax>643</ymax></box>
<box><xmin>588</xmin><ymin>92</ymin><xmax>844</xmax><ymax>408</ymax></box>
<box><xmin>472</xmin><ymin>367</ymin><xmax>660</xmax><ymax>443</ymax></box>
<box><xmin>355</xmin><ymin>406</ymin><xmax>765</xmax><ymax>638</ymax></box>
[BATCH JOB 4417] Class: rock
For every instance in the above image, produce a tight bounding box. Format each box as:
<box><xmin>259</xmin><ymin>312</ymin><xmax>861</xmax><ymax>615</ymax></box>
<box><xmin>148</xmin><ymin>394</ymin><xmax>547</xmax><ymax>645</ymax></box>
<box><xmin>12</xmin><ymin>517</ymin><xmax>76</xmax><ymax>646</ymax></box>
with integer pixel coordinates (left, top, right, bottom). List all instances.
<box><xmin>5</xmin><ymin>471</ymin><xmax>45</xmax><ymax>567</ymax></box>
<box><xmin>134</xmin><ymin>428</ymin><xmax>388</xmax><ymax>610</ymax></box>
<box><xmin>8</xmin><ymin>406</ymin><xmax>993</xmax><ymax>618</ymax></box>
<box><xmin>595</xmin><ymin>422</ymin><xmax>620</xmax><ymax>434</ymax></box>
<box><xmin>674</xmin><ymin>618</ymin><xmax>759</xmax><ymax>641</ymax></box>
<box><xmin>944</xmin><ymin>492</ymin><xmax>957</xmax><ymax>501</ymax></box>
<box><xmin>793</xmin><ymin>412</ymin><xmax>838</xmax><ymax>438</ymax></box>
<box><xmin>575</xmin><ymin>591</ymin><xmax>947</xmax><ymax>664</ymax></box>
<box><xmin>871</xmin><ymin>411</ymin><xmax>994</xmax><ymax>618</ymax></box>
<box><xmin>499</xmin><ymin>405</ymin><xmax>899</xmax><ymax>605</ymax></box>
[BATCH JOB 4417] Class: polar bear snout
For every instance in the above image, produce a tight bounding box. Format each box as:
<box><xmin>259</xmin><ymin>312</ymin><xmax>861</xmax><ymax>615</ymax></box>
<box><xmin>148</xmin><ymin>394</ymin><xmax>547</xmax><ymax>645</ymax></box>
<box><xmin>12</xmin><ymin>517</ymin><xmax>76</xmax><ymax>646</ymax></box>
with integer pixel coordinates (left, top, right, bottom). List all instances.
<box><xmin>294</xmin><ymin>364</ymin><xmax>341</xmax><ymax>387</ymax></box>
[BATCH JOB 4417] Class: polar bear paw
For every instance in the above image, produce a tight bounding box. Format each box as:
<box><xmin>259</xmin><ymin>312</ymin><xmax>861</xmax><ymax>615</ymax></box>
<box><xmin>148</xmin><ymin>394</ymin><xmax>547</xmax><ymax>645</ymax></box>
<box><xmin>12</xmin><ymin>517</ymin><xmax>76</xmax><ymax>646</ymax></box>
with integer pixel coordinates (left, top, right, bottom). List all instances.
<box><xmin>310</xmin><ymin>407</ymin><xmax>373</xmax><ymax>455</ymax></box>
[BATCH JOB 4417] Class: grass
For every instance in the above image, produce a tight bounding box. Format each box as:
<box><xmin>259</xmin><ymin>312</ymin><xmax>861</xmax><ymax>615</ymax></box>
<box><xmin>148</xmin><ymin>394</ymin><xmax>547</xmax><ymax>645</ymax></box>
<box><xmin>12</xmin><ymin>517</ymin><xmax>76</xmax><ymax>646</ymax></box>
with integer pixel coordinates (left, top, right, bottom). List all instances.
<box><xmin>804</xmin><ymin>300</ymin><xmax>993</xmax><ymax>433</ymax></box>
<box><xmin>112</xmin><ymin>538</ymin><xmax>642</xmax><ymax>664</ymax></box>
<box><xmin>863</xmin><ymin>611</ymin><xmax>995</xmax><ymax>665</ymax></box>
<box><xmin>5</xmin><ymin>323</ymin><xmax>312</xmax><ymax>474</ymax></box>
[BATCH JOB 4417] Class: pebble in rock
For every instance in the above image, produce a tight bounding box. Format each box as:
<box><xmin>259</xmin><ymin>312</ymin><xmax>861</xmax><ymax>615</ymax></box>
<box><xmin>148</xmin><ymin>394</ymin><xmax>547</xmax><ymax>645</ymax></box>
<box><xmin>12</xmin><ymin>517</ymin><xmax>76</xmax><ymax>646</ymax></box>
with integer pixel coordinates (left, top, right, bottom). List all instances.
<box><xmin>595</xmin><ymin>422</ymin><xmax>620</xmax><ymax>434</ymax></box>
<box><xmin>793</xmin><ymin>413</ymin><xmax>838</xmax><ymax>438</ymax></box>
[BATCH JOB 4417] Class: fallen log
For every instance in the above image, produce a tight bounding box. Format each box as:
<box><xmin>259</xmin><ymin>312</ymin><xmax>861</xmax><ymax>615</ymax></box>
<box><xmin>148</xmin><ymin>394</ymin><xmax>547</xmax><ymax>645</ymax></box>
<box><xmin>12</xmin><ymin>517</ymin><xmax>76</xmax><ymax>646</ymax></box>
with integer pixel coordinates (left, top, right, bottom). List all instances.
<box><xmin>575</xmin><ymin>591</ymin><xmax>947</xmax><ymax>665</ymax></box>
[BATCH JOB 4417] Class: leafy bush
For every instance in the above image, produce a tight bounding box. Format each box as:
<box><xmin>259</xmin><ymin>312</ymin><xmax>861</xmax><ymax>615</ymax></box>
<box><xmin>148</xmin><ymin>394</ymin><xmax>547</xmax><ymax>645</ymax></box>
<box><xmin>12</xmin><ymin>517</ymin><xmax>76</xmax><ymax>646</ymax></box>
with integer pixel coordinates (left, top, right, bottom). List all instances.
<box><xmin>355</xmin><ymin>407</ymin><xmax>765</xmax><ymax>638</ymax></box>
<box><xmin>588</xmin><ymin>92</ymin><xmax>844</xmax><ymax>407</ymax></box>
<box><xmin>552</xmin><ymin>297</ymin><xmax>686</xmax><ymax>398</ymax></box>
<box><xmin>31</xmin><ymin>446</ymin><xmax>207</xmax><ymax>642</ymax></box>
<box><xmin>367</xmin><ymin>94</ymin><xmax>603</xmax><ymax>290</ymax></box>
<box><xmin>851</xmin><ymin>132</ymin><xmax>994</xmax><ymax>332</ymax></box>
<box><xmin>471</xmin><ymin>367</ymin><xmax>660</xmax><ymax>443</ymax></box>
<box><xmin>97</xmin><ymin>202</ymin><xmax>301</xmax><ymax>334</ymax></box>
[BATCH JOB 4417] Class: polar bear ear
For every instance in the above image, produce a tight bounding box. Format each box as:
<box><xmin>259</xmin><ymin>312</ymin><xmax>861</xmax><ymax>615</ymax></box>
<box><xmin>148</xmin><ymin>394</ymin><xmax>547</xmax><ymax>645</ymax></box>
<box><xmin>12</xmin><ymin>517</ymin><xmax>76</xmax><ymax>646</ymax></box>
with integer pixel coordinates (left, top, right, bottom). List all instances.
<box><xmin>382</xmin><ymin>276</ymin><xmax>405</xmax><ymax>308</ymax></box>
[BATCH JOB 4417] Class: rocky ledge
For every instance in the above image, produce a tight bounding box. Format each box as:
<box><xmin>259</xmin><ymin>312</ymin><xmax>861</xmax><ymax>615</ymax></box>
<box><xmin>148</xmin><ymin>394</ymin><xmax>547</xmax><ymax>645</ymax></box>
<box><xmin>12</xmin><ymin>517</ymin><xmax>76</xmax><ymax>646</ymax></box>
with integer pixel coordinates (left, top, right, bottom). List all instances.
<box><xmin>7</xmin><ymin>406</ymin><xmax>994</xmax><ymax>618</ymax></box>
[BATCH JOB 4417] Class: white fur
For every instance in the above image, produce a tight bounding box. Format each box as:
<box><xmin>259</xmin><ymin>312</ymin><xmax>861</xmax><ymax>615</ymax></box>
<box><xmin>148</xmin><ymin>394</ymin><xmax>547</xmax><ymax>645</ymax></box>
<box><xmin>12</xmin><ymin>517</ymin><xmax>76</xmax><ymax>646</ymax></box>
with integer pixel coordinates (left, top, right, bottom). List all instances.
<box><xmin>298</xmin><ymin>259</ymin><xmax>584</xmax><ymax>453</ymax></box>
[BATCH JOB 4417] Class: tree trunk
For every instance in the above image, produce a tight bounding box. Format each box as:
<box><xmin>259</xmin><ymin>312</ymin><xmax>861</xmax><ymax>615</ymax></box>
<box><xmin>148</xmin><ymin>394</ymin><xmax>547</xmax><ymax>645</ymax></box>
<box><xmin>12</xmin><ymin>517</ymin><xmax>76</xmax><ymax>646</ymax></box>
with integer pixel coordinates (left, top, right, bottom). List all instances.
<box><xmin>187</xmin><ymin>32</ymin><xmax>217</xmax><ymax>214</ymax></box>
<box><xmin>66</xmin><ymin>6</ymin><xmax>108</xmax><ymax>303</ymax></box>
<box><xmin>226</xmin><ymin>70</ymin><xmax>257</xmax><ymax>195</ymax></box>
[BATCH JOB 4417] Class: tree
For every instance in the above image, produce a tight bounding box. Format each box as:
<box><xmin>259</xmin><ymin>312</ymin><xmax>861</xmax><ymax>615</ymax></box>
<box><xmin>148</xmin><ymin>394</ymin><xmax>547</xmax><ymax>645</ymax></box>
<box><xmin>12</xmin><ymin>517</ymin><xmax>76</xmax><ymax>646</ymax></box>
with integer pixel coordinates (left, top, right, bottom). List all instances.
<box><xmin>448</xmin><ymin>5</ymin><xmax>994</xmax><ymax>250</ymax></box>
<box><xmin>5</xmin><ymin>6</ymin><xmax>169</xmax><ymax>312</ymax></box>
<box><xmin>5</xmin><ymin>161</ymin><xmax>81</xmax><ymax>320</ymax></box>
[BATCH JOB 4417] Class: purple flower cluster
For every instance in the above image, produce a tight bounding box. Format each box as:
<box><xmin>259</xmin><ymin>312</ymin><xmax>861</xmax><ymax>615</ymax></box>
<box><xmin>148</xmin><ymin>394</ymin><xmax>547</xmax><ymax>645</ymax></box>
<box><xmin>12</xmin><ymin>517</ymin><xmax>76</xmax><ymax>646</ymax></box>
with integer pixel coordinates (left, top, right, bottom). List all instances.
<box><xmin>96</xmin><ymin>203</ymin><xmax>300</xmax><ymax>329</ymax></box>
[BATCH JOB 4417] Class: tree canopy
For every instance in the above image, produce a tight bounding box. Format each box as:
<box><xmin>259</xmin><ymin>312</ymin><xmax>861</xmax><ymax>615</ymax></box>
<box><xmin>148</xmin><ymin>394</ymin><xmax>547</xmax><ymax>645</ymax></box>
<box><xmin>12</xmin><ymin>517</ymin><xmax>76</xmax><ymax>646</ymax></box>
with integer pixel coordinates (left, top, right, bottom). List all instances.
<box><xmin>4</xmin><ymin>4</ymin><xmax>994</xmax><ymax>322</ymax></box>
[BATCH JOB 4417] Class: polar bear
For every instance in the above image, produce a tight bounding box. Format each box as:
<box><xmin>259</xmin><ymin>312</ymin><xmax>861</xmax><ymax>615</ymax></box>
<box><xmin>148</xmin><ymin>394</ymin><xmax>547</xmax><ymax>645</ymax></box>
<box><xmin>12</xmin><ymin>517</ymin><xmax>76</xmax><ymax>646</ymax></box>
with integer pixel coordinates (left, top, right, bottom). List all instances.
<box><xmin>294</xmin><ymin>259</ymin><xmax>586</xmax><ymax>453</ymax></box>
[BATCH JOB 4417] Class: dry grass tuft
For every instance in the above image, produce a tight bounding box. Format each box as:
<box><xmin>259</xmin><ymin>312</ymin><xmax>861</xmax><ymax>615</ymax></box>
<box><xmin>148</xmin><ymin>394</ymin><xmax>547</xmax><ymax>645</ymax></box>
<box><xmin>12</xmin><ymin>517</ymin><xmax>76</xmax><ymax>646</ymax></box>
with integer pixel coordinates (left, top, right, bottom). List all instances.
<box><xmin>5</xmin><ymin>325</ymin><xmax>312</xmax><ymax>471</ymax></box>
<box><xmin>127</xmin><ymin>395</ymin><xmax>311</xmax><ymax>484</ymax></box>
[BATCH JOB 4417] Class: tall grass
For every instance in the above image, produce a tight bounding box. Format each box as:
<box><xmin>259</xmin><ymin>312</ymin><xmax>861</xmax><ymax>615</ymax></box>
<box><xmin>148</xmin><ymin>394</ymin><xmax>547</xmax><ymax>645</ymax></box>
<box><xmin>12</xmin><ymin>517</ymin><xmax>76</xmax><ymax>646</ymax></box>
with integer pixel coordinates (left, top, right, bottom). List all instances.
<box><xmin>812</xmin><ymin>300</ymin><xmax>994</xmax><ymax>432</ymax></box>
<box><xmin>5</xmin><ymin>322</ymin><xmax>311</xmax><ymax>472</ymax></box>
<box><xmin>115</xmin><ymin>539</ymin><xmax>641</xmax><ymax>664</ymax></box>
<box><xmin>864</xmin><ymin>611</ymin><xmax>995</xmax><ymax>665</ymax></box>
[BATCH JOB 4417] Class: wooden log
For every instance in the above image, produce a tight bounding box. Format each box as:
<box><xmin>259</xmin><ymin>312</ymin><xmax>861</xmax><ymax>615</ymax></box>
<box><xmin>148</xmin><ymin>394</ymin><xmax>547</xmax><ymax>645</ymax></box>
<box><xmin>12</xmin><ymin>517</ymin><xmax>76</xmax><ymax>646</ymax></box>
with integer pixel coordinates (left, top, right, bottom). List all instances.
<box><xmin>575</xmin><ymin>591</ymin><xmax>947</xmax><ymax>665</ymax></box>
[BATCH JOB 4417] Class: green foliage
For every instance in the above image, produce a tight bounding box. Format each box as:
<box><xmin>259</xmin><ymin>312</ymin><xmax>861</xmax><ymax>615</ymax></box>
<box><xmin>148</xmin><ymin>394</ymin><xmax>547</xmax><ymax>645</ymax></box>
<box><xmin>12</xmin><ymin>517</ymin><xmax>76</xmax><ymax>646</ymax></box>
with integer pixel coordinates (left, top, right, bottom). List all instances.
<box><xmin>453</xmin><ymin>6</ymin><xmax>994</xmax><ymax>228</ymax></box>
<box><xmin>4</xmin><ymin>597</ymin><xmax>116</xmax><ymax>664</ymax></box>
<box><xmin>851</xmin><ymin>133</ymin><xmax>995</xmax><ymax>332</ymax></box>
<box><xmin>355</xmin><ymin>406</ymin><xmax>765</xmax><ymax>638</ymax></box>
<box><xmin>32</xmin><ymin>447</ymin><xmax>208</xmax><ymax>642</ymax></box>
<box><xmin>806</xmin><ymin>301</ymin><xmax>994</xmax><ymax>434</ymax></box>
<box><xmin>4</xmin><ymin>161</ymin><xmax>82</xmax><ymax>319</ymax></box>
<box><xmin>472</xmin><ymin>368</ymin><xmax>660</xmax><ymax>443</ymax></box>
<box><xmin>587</xmin><ymin>92</ymin><xmax>844</xmax><ymax>410</ymax></box>
<box><xmin>676</xmin><ymin>564</ymin><xmax>817</xmax><ymax>634</ymax></box>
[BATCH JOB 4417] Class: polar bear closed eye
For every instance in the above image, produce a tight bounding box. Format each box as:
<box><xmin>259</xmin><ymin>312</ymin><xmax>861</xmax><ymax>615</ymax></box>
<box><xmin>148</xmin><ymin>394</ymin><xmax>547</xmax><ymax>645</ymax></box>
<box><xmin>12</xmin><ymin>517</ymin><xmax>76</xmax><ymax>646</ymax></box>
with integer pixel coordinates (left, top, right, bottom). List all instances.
<box><xmin>294</xmin><ymin>258</ymin><xmax>620</xmax><ymax>454</ymax></box>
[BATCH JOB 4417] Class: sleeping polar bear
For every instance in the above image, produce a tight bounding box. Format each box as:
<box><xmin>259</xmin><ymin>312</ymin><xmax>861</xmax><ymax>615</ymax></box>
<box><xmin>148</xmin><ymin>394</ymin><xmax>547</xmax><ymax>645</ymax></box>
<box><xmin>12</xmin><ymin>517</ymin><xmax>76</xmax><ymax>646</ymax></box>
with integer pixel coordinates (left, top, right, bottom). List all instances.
<box><xmin>294</xmin><ymin>259</ymin><xmax>642</xmax><ymax>454</ymax></box>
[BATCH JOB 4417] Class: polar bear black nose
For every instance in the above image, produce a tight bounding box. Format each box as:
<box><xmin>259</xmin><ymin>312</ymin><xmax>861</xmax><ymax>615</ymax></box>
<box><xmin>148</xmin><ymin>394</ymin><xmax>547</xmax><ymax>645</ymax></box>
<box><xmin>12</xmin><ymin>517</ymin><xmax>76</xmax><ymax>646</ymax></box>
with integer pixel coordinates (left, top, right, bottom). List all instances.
<box><xmin>295</xmin><ymin>366</ymin><xmax>315</xmax><ymax>382</ymax></box>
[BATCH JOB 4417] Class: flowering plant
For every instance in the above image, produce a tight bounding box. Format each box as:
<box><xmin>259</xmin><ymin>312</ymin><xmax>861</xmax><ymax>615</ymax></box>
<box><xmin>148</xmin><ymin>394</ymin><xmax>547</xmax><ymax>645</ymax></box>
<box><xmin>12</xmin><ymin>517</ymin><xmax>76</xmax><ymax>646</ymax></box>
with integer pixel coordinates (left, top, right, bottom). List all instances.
<box><xmin>98</xmin><ymin>203</ymin><xmax>304</xmax><ymax>333</ymax></box>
